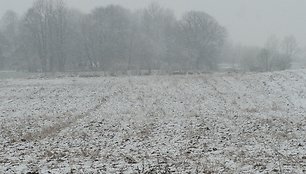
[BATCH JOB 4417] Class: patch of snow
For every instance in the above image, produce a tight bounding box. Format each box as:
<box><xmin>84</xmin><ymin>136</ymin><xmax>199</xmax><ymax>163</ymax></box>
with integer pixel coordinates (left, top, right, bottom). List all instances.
<box><xmin>1</xmin><ymin>70</ymin><xmax>306</xmax><ymax>173</ymax></box>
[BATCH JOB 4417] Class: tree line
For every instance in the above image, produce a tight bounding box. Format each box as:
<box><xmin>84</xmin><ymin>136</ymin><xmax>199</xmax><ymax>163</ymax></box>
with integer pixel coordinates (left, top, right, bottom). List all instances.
<box><xmin>0</xmin><ymin>0</ymin><xmax>226</xmax><ymax>73</ymax></box>
<box><xmin>222</xmin><ymin>35</ymin><xmax>300</xmax><ymax>72</ymax></box>
<box><xmin>0</xmin><ymin>0</ymin><xmax>299</xmax><ymax>73</ymax></box>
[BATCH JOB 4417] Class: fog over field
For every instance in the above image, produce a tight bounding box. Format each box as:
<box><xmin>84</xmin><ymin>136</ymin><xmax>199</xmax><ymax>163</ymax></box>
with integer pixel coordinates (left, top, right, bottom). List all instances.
<box><xmin>0</xmin><ymin>0</ymin><xmax>306</xmax><ymax>173</ymax></box>
<box><xmin>0</xmin><ymin>0</ymin><xmax>306</xmax><ymax>47</ymax></box>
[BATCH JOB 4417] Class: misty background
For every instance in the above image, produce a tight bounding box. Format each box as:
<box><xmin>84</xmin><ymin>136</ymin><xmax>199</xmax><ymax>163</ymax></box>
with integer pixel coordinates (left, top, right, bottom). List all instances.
<box><xmin>0</xmin><ymin>0</ymin><xmax>305</xmax><ymax>73</ymax></box>
<box><xmin>1</xmin><ymin>0</ymin><xmax>306</xmax><ymax>47</ymax></box>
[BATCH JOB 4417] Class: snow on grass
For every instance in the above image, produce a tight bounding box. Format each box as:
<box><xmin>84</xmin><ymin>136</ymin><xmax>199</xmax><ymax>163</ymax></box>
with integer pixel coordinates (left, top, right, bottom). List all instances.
<box><xmin>0</xmin><ymin>70</ymin><xmax>306</xmax><ymax>173</ymax></box>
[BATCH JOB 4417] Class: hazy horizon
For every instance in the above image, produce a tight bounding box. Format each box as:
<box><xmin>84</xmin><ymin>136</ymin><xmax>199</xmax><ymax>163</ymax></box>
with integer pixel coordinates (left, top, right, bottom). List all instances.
<box><xmin>0</xmin><ymin>0</ymin><xmax>305</xmax><ymax>48</ymax></box>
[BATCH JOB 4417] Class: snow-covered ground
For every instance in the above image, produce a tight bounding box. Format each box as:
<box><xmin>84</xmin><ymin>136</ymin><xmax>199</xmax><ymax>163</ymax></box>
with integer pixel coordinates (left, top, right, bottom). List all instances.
<box><xmin>0</xmin><ymin>70</ymin><xmax>306</xmax><ymax>173</ymax></box>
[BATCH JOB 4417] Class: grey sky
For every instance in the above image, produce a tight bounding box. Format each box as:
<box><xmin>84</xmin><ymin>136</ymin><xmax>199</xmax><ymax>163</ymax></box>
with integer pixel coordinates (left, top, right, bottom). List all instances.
<box><xmin>0</xmin><ymin>0</ymin><xmax>305</xmax><ymax>48</ymax></box>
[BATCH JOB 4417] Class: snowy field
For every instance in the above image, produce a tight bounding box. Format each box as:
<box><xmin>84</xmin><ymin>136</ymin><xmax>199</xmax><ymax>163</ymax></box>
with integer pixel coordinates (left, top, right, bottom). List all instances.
<box><xmin>1</xmin><ymin>70</ymin><xmax>306</xmax><ymax>173</ymax></box>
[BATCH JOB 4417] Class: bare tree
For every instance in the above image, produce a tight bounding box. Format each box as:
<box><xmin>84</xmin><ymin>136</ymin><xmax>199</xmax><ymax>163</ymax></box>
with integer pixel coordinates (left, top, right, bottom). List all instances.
<box><xmin>257</xmin><ymin>35</ymin><xmax>297</xmax><ymax>71</ymax></box>
<box><xmin>140</xmin><ymin>3</ymin><xmax>177</xmax><ymax>71</ymax></box>
<box><xmin>0</xmin><ymin>31</ymin><xmax>9</xmax><ymax>69</ymax></box>
<box><xmin>53</xmin><ymin>0</ymin><xmax>68</xmax><ymax>72</ymax></box>
<box><xmin>81</xmin><ymin>5</ymin><xmax>132</xmax><ymax>71</ymax></box>
<box><xmin>259</xmin><ymin>36</ymin><xmax>280</xmax><ymax>71</ymax></box>
<box><xmin>24</xmin><ymin>0</ymin><xmax>68</xmax><ymax>72</ymax></box>
<box><xmin>282</xmin><ymin>35</ymin><xmax>299</xmax><ymax>60</ymax></box>
<box><xmin>0</xmin><ymin>10</ymin><xmax>20</xmax><ymax>69</ymax></box>
<box><xmin>179</xmin><ymin>11</ymin><xmax>226</xmax><ymax>70</ymax></box>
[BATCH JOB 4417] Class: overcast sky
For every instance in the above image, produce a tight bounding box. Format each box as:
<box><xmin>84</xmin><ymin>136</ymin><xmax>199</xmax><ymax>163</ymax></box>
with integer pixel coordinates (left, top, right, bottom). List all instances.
<box><xmin>0</xmin><ymin>0</ymin><xmax>305</xmax><ymax>48</ymax></box>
